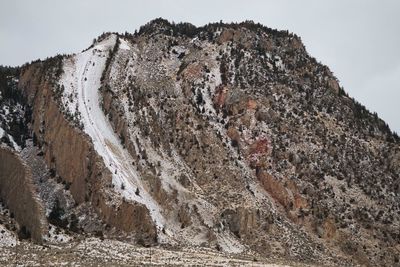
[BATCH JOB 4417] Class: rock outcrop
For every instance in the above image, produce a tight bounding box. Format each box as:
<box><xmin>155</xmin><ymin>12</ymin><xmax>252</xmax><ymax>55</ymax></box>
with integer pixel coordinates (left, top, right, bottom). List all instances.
<box><xmin>0</xmin><ymin>146</ymin><xmax>47</xmax><ymax>242</ymax></box>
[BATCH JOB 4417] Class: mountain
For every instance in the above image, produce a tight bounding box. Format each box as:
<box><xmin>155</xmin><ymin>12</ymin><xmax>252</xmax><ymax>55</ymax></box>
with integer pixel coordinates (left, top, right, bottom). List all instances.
<box><xmin>0</xmin><ymin>18</ymin><xmax>399</xmax><ymax>266</ymax></box>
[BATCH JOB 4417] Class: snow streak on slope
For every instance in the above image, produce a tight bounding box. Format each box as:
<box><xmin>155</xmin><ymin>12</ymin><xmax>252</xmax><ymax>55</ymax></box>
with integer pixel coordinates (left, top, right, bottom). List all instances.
<box><xmin>0</xmin><ymin>126</ymin><xmax>21</xmax><ymax>151</ymax></box>
<box><xmin>58</xmin><ymin>35</ymin><xmax>166</xmax><ymax>234</ymax></box>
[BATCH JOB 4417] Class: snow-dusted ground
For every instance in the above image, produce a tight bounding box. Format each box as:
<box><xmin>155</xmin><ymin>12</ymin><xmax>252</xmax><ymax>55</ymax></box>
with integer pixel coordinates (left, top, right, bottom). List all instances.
<box><xmin>0</xmin><ymin>237</ymin><xmax>300</xmax><ymax>267</ymax></box>
<box><xmin>0</xmin><ymin>224</ymin><xmax>16</xmax><ymax>248</ymax></box>
<box><xmin>42</xmin><ymin>224</ymin><xmax>72</xmax><ymax>244</ymax></box>
<box><xmin>0</xmin><ymin>203</ymin><xmax>17</xmax><ymax>248</ymax></box>
<box><xmin>58</xmin><ymin>35</ymin><xmax>166</xmax><ymax>235</ymax></box>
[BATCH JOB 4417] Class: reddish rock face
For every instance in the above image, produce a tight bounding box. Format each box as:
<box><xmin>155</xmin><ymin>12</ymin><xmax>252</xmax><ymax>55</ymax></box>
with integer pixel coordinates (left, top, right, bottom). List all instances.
<box><xmin>323</xmin><ymin>218</ymin><xmax>337</xmax><ymax>240</ymax></box>
<box><xmin>227</xmin><ymin>127</ymin><xmax>240</xmax><ymax>144</ymax></box>
<box><xmin>256</xmin><ymin>171</ymin><xmax>291</xmax><ymax>208</ymax></box>
<box><xmin>213</xmin><ymin>85</ymin><xmax>228</xmax><ymax>109</ymax></box>
<box><xmin>182</xmin><ymin>63</ymin><xmax>203</xmax><ymax>81</ymax></box>
<box><xmin>248</xmin><ymin>137</ymin><xmax>270</xmax><ymax>163</ymax></box>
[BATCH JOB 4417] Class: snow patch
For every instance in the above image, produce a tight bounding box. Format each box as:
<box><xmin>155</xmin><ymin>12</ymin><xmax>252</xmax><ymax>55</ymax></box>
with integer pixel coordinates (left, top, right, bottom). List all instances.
<box><xmin>0</xmin><ymin>126</ymin><xmax>21</xmax><ymax>151</ymax></box>
<box><xmin>43</xmin><ymin>224</ymin><xmax>72</xmax><ymax>244</ymax></box>
<box><xmin>119</xmin><ymin>39</ymin><xmax>131</xmax><ymax>50</ymax></box>
<box><xmin>0</xmin><ymin>224</ymin><xmax>17</xmax><ymax>247</ymax></box>
<box><xmin>216</xmin><ymin>232</ymin><xmax>245</xmax><ymax>253</ymax></box>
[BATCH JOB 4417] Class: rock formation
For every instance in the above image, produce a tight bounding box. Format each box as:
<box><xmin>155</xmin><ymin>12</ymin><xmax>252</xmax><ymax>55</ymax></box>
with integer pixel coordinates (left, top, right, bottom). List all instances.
<box><xmin>0</xmin><ymin>19</ymin><xmax>399</xmax><ymax>266</ymax></box>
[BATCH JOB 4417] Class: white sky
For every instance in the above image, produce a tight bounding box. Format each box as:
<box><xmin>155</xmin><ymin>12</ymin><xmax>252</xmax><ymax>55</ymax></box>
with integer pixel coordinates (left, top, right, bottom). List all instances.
<box><xmin>1</xmin><ymin>0</ymin><xmax>399</xmax><ymax>133</ymax></box>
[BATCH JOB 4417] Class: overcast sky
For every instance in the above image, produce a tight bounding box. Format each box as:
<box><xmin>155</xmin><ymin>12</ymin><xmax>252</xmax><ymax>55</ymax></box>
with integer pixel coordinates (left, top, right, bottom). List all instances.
<box><xmin>1</xmin><ymin>0</ymin><xmax>399</xmax><ymax>133</ymax></box>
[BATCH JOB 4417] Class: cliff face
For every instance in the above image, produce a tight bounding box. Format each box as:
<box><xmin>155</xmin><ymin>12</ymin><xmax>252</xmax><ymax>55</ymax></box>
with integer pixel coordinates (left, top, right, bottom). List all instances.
<box><xmin>0</xmin><ymin>19</ymin><xmax>399</xmax><ymax>266</ymax></box>
<box><xmin>0</xmin><ymin>146</ymin><xmax>47</xmax><ymax>242</ymax></box>
<box><xmin>18</xmin><ymin>63</ymin><xmax>157</xmax><ymax>243</ymax></box>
